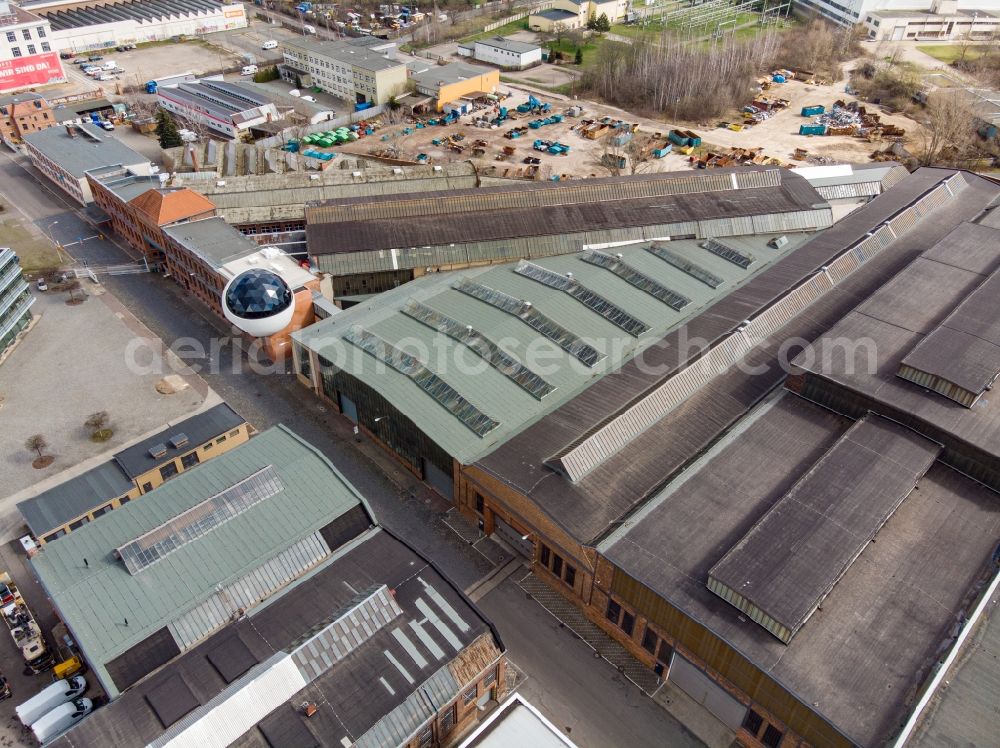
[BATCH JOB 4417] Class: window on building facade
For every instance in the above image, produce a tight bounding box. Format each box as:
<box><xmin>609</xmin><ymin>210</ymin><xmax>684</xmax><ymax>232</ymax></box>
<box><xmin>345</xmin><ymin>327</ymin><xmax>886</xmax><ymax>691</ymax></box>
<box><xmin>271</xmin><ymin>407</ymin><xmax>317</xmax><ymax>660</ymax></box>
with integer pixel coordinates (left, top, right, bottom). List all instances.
<box><xmin>160</xmin><ymin>461</ymin><xmax>179</xmax><ymax>481</ymax></box>
<box><xmin>606</xmin><ymin>599</ymin><xmax>622</xmax><ymax>625</ymax></box>
<box><xmin>606</xmin><ymin>598</ymin><xmax>635</xmax><ymax>635</ymax></box>
<box><xmin>21</xmin><ymin>28</ymin><xmax>31</xmax><ymax>40</ymax></box>
<box><xmin>761</xmin><ymin>724</ymin><xmax>784</xmax><ymax>748</ymax></box>
<box><xmin>92</xmin><ymin>504</ymin><xmax>113</xmax><ymax>518</ymax></box>
<box><xmin>564</xmin><ymin>563</ymin><xmax>575</xmax><ymax>587</ymax></box>
<box><xmin>11</xmin><ymin>48</ymin><xmax>20</xmax><ymax>57</ymax></box>
<box><xmin>551</xmin><ymin>553</ymin><xmax>563</xmax><ymax>578</ymax></box>
<box><xmin>742</xmin><ymin>709</ymin><xmax>764</xmax><ymax>737</ymax></box>
<box><xmin>641</xmin><ymin>626</ymin><xmax>658</xmax><ymax>654</ymax></box>
<box><xmin>41</xmin><ymin>42</ymin><xmax>49</xmax><ymax>52</ymax></box>
<box><xmin>5</xmin><ymin>31</ymin><xmax>15</xmax><ymax>42</ymax></box>
<box><xmin>462</xmin><ymin>686</ymin><xmax>477</xmax><ymax>706</ymax></box>
<box><xmin>621</xmin><ymin>610</ymin><xmax>635</xmax><ymax>636</ymax></box>
<box><xmin>181</xmin><ymin>451</ymin><xmax>200</xmax><ymax>469</ymax></box>
<box><xmin>119</xmin><ymin>495</ymin><xmax>131</xmax><ymax>505</ymax></box>
<box><xmin>229</xmin><ymin>429</ymin><xmax>240</xmax><ymax>437</ymax></box>
<box><xmin>439</xmin><ymin>704</ymin><xmax>456</xmax><ymax>735</ymax></box>
<box><xmin>37</xmin><ymin>26</ymin><xmax>46</xmax><ymax>37</ymax></box>
<box><xmin>484</xmin><ymin>665</ymin><xmax>497</xmax><ymax>688</ymax></box>
<box><xmin>69</xmin><ymin>517</ymin><xmax>90</xmax><ymax>531</ymax></box>
<box><xmin>417</xmin><ymin>724</ymin><xmax>433</xmax><ymax>748</ymax></box>
<box><xmin>475</xmin><ymin>492</ymin><xmax>484</xmax><ymax>515</ymax></box>
<box><xmin>216</xmin><ymin>434</ymin><xmax>227</xmax><ymax>444</ymax></box>
<box><xmin>27</xmin><ymin>44</ymin><xmax>35</xmax><ymax>54</ymax></box>
<box><xmin>540</xmin><ymin>543</ymin><xmax>550</xmax><ymax>567</ymax></box>
<box><xmin>142</xmin><ymin>482</ymin><xmax>153</xmax><ymax>493</ymax></box>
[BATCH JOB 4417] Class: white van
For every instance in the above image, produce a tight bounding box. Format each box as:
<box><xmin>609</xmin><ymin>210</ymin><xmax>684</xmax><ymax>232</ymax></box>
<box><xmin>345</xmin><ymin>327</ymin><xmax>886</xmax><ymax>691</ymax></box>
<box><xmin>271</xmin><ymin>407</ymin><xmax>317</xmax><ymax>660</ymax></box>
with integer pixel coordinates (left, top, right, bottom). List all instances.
<box><xmin>102</xmin><ymin>60</ymin><xmax>117</xmax><ymax>70</ymax></box>
<box><xmin>302</xmin><ymin>24</ymin><xmax>316</xmax><ymax>34</ymax></box>
<box><xmin>288</xmin><ymin>89</ymin><xmax>301</xmax><ymax>97</ymax></box>
<box><xmin>31</xmin><ymin>698</ymin><xmax>93</xmax><ymax>743</ymax></box>
<box><xmin>241</xmin><ymin>64</ymin><xmax>258</xmax><ymax>76</ymax></box>
<box><xmin>261</xmin><ymin>39</ymin><xmax>278</xmax><ymax>50</ymax></box>
<box><xmin>16</xmin><ymin>676</ymin><xmax>87</xmax><ymax>727</ymax></box>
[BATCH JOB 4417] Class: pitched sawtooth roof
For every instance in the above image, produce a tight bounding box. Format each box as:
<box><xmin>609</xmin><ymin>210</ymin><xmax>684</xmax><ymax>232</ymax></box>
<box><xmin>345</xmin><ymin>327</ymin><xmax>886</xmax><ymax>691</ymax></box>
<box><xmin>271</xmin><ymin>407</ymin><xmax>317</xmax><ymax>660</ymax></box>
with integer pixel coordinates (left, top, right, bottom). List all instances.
<box><xmin>30</xmin><ymin>425</ymin><xmax>377</xmax><ymax>699</ymax></box>
<box><xmin>129</xmin><ymin>187</ymin><xmax>216</xmax><ymax>226</ymax></box>
<box><xmin>294</xmin><ymin>229</ymin><xmax>813</xmax><ymax>464</ymax></box>
<box><xmin>474</xmin><ymin>167</ymin><xmax>1000</xmax><ymax>545</ymax></box>
<box><xmin>50</xmin><ymin>527</ymin><xmax>502</xmax><ymax>748</ymax></box>
<box><xmin>304</xmin><ymin>167</ymin><xmax>833</xmax><ymax>273</ymax></box>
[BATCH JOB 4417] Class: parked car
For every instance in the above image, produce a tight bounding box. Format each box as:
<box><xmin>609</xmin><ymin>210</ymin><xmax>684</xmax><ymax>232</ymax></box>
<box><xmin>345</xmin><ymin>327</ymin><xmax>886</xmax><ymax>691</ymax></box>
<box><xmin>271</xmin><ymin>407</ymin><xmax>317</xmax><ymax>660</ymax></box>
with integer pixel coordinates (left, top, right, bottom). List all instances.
<box><xmin>97</xmin><ymin>74</ymin><xmax>116</xmax><ymax>81</ymax></box>
<box><xmin>288</xmin><ymin>89</ymin><xmax>301</xmax><ymax>97</ymax></box>
<box><xmin>87</xmin><ymin>55</ymin><xmax>103</xmax><ymax>61</ymax></box>
<box><xmin>31</xmin><ymin>698</ymin><xmax>92</xmax><ymax>744</ymax></box>
<box><xmin>97</xmin><ymin>120</ymin><xmax>114</xmax><ymax>130</ymax></box>
<box><xmin>302</xmin><ymin>24</ymin><xmax>316</xmax><ymax>33</ymax></box>
<box><xmin>261</xmin><ymin>39</ymin><xmax>278</xmax><ymax>50</ymax></box>
<box><xmin>35</xmin><ymin>278</ymin><xmax>48</xmax><ymax>292</ymax></box>
<box><xmin>59</xmin><ymin>51</ymin><xmax>75</xmax><ymax>59</ymax></box>
<box><xmin>241</xmin><ymin>65</ymin><xmax>258</xmax><ymax>76</ymax></box>
<box><xmin>301</xmin><ymin>95</ymin><xmax>317</xmax><ymax>102</ymax></box>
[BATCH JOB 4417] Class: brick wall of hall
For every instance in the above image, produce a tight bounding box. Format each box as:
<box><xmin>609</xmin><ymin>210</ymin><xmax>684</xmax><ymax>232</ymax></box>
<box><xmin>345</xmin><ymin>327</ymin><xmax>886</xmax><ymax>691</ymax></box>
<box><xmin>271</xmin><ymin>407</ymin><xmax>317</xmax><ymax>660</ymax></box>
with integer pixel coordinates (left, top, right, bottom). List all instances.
<box><xmin>458</xmin><ymin>464</ymin><xmax>597</xmax><ymax>605</ymax></box>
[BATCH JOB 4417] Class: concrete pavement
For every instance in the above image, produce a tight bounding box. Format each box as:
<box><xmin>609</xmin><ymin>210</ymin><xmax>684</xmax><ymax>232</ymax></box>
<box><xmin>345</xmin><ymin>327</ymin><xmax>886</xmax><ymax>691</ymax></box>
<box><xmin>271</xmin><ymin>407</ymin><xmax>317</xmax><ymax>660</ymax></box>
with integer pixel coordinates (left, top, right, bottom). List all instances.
<box><xmin>0</xmin><ymin>145</ymin><xmax>705</xmax><ymax>747</ymax></box>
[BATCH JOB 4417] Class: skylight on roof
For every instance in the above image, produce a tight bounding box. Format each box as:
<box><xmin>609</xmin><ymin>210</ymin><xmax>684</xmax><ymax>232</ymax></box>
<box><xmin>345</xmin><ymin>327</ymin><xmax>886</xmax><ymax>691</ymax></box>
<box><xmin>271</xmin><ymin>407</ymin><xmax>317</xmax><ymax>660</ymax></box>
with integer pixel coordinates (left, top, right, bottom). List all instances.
<box><xmin>343</xmin><ymin>327</ymin><xmax>500</xmax><ymax>436</ymax></box>
<box><xmin>645</xmin><ymin>245</ymin><xmax>724</xmax><ymax>289</ymax></box>
<box><xmin>580</xmin><ymin>251</ymin><xmax>691</xmax><ymax>311</ymax></box>
<box><xmin>116</xmin><ymin>465</ymin><xmax>283</xmax><ymax>575</ymax></box>
<box><xmin>514</xmin><ymin>261</ymin><xmax>650</xmax><ymax>337</ymax></box>
<box><xmin>402</xmin><ymin>300</ymin><xmax>555</xmax><ymax>400</ymax></box>
<box><xmin>701</xmin><ymin>238</ymin><xmax>755</xmax><ymax>269</ymax></box>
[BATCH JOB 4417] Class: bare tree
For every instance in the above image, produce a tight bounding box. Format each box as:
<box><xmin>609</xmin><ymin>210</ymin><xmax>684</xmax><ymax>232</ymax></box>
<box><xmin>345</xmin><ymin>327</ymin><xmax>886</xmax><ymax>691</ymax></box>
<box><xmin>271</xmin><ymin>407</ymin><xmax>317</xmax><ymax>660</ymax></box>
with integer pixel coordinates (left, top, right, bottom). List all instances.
<box><xmin>25</xmin><ymin>434</ymin><xmax>48</xmax><ymax>460</ymax></box>
<box><xmin>625</xmin><ymin>139</ymin><xmax>652</xmax><ymax>174</ymax></box>
<box><xmin>914</xmin><ymin>90</ymin><xmax>978</xmax><ymax>167</ymax></box>
<box><xmin>85</xmin><ymin>411</ymin><xmax>112</xmax><ymax>440</ymax></box>
<box><xmin>65</xmin><ymin>278</ymin><xmax>84</xmax><ymax>303</ymax></box>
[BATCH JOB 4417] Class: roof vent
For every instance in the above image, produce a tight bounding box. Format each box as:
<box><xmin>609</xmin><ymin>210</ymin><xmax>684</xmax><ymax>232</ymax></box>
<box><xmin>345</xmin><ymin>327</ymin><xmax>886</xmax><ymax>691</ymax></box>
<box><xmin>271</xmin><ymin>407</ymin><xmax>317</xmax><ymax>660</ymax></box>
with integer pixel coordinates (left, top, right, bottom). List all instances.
<box><xmin>216</xmin><ymin>180</ymin><xmax>226</xmax><ymax>187</ymax></box>
<box><xmin>392</xmin><ymin>167</ymin><xmax>403</xmax><ymax>174</ymax></box>
<box><xmin>615</xmin><ymin>253</ymin><xmax>623</xmax><ymax>259</ymax></box>
<box><xmin>169</xmin><ymin>433</ymin><xmax>189</xmax><ymax>449</ymax></box>
<box><xmin>565</xmin><ymin>271</ymin><xmax>573</xmax><ymax>279</ymax></box>
<box><xmin>352</xmin><ymin>171</ymin><xmax>362</xmax><ymax>177</ymax></box>
<box><xmin>309</xmin><ymin>173</ymin><xmax>320</xmax><ymax>180</ymax></box>
<box><xmin>149</xmin><ymin>443</ymin><xmax>168</xmax><ymax>459</ymax></box>
<box><xmin>768</xmin><ymin>235</ymin><xmax>789</xmax><ymax>249</ymax></box>
<box><xmin>524</xmin><ymin>301</ymin><xmax>532</xmax><ymax>308</ymax></box>
<box><xmin>433</xmin><ymin>165</ymin><xmax>442</xmax><ymax>172</ymax></box>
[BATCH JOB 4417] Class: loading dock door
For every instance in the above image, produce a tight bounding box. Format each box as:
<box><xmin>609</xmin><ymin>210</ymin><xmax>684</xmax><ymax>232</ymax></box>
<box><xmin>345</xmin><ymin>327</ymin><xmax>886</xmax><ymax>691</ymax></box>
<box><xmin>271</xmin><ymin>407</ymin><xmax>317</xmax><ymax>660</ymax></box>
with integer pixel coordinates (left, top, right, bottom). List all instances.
<box><xmin>891</xmin><ymin>26</ymin><xmax>905</xmax><ymax>40</ymax></box>
<box><xmin>493</xmin><ymin>516</ymin><xmax>534</xmax><ymax>558</ymax></box>
<box><xmin>668</xmin><ymin>652</ymin><xmax>746</xmax><ymax>731</ymax></box>
<box><xmin>338</xmin><ymin>393</ymin><xmax>358</xmax><ymax>423</ymax></box>
<box><xmin>422</xmin><ymin>458</ymin><xmax>454</xmax><ymax>500</ymax></box>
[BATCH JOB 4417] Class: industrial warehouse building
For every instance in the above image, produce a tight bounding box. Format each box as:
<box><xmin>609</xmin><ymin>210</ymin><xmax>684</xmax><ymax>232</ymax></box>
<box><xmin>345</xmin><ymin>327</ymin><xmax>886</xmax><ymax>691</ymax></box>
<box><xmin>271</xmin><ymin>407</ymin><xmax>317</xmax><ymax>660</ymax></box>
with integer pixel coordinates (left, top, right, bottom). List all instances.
<box><xmin>304</xmin><ymin>168</ymin><xmax>835</xmax><ymax>294</ymax></box>
<box><xmin>34</xmin><ymin>426</ymin><xmax>508</xmax><ymax>747</ymax></box>
<box><xmin>156</xmin><ymin>78</ymin><xmax>283</xmax><ymax>139</ymax></box>
<box><xmin>281</xmin><ymin>36</ymin><xmax>407</xmax><ymax>107</ymax></box>
<box><xmin>22</xmin><ymin>0</ymin><xmax>247</xmax><ymax>53</ymax></box>
<box><xmin>457</xmin><ymin>36</ymin><xmax>542</xmax><ymax>70</ymax></box>
<box><xmin>292</xmin><ymin>165</ymin><xmax>1000</xmax><ymax>747</ymax></box>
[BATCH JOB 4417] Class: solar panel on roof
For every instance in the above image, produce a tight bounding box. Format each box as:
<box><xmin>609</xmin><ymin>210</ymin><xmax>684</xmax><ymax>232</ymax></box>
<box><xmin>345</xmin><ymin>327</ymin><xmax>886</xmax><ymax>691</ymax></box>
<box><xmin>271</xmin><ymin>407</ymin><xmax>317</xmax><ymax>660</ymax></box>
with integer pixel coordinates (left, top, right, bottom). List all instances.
<box><xmin>116</xmin><ymin>465</ymin><xmax>284</xmax><ymax>575</ymax></box>
<box><xmin>343</xmin><ymin>327</ymin><xmax>500</xmax><ymax>436</ymax></box>
<box><xmin>514</xmin><ymin>261</ymin><xmax>650</xmax><ymax>337</ymax></box>
<box><xmin>452</xmin><ymin>279</ymin><xmax>605</xmax><ymax>368</ymax></box>
<box><xmin>701</xmin><ymin>238</ymin><xmax>755</xmax><ymax>269</ymax></box>
<box><xmin>645</xmin><ymin>244</ymin><xmax>724</xmax><ymax>289</ymax></box>
<box><xmin>402</xmin><ymin>300</ymin><xmax>555</xmax><ymax>400</ymax></box>
<box><xmin>581</xmin><ymin>251</ymin><xmax>691</xmax><ymax>311</ymax></box>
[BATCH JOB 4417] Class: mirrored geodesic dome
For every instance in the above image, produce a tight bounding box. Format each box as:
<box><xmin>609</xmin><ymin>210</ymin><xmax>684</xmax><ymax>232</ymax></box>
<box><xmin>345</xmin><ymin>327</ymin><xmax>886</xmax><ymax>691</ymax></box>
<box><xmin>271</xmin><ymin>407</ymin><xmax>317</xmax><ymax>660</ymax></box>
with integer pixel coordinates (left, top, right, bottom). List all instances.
<box><xmin>222</xmin><ymin>268</ymin><xmax>295</xmax><ymax>337</ymax></box>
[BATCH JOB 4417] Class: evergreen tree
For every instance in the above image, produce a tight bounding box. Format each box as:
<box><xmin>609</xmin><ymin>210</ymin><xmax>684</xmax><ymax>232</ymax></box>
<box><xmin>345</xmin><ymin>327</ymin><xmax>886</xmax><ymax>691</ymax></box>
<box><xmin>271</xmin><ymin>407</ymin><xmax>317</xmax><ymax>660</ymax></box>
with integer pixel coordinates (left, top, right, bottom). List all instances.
<box><xmin>575</xmin><ymin>47</ymin><xmax>584</xmax><ymax>65</ymax></box>
<box><xmin>595</xmin><ymin>13</ymin><xmax>611</xmax><ymax>33</ymax></box>
<box><xmin>156</xmin><ymin>109</ymin><xmax>183</xmax><ymax>149</ymax></box>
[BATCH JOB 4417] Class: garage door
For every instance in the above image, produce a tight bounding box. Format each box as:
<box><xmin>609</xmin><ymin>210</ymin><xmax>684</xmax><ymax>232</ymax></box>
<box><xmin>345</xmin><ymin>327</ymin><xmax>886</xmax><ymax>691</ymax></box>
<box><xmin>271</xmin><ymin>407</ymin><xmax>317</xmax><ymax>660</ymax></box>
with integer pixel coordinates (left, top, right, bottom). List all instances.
<box><xmin>668</xmin><ymin>652</ymin><xmax>746</xmax><ymax>731</ymax></box>
<box><xmin>422</xmin><ymin>458</ymin><xmax>454</xmax><ymax>500</ymax></box>
<box><xmin>891</xmin><ymin>26</ymin><xmax>905</xmax><ymax>40</ymax></box>
<box><xmin>493</xmin><ymin>516</ymin><xmax>534</xmax><ymax>558</ymax></box>
<box><xmin>338</xmin><ymin>393</ymin><xmax>358</xmax><ymax>423</ymax></box>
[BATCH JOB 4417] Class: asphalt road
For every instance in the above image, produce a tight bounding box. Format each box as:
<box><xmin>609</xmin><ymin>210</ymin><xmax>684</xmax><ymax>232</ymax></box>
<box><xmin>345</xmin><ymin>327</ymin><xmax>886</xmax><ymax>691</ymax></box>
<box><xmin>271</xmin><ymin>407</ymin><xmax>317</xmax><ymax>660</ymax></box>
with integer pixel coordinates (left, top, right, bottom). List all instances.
<box><xmin>0</xmin><ymin>146</ymin><xmax>703</xmax><ymax>748</ymax></box>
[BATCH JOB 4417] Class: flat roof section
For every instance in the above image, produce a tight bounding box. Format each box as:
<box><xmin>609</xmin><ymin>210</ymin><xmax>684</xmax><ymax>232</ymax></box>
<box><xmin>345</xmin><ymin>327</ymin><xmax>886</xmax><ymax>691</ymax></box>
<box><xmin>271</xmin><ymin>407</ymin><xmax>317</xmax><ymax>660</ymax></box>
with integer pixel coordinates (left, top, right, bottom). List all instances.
<box><xmin>17</xmin><ymin>461</ymin><xmax>134</xmax><ymax>539</ymax></box>
<box><xmin>162</xmin><ymin>217</ymin><xmax>262</xmax><ymax>269</ymax></box>
<box><xmin>603</xmin><ymin>392</ymin><xmax>1000</xmax><ymax>748</ymax></box>
<box><xmin>708</xmin><ymin>414</ymin><xmax>941</xmax><ymax>643</ymax></box>
<box><xmin>898</xmin><ymin>264</ymin><xmax>1000</xmax><ymax>406</ymax></box>
<box><xmin>23</xmin><ymin>123</ymin><xmax>147</xmax><ymax>178</ymax></box>
<box><xmin>113</xmin><ymin>402</ymin><xmax>246</xmax><ymax>479</ymax></box>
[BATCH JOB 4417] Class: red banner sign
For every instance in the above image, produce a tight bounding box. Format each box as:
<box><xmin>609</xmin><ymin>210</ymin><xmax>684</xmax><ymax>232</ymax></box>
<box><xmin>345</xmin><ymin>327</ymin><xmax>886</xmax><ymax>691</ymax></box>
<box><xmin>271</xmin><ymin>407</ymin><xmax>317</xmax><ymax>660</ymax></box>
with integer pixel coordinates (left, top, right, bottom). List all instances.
<box><xmin>0</xmin><ymin>52</ymin><xmax>64</xmax><ymax>92</ymax></box>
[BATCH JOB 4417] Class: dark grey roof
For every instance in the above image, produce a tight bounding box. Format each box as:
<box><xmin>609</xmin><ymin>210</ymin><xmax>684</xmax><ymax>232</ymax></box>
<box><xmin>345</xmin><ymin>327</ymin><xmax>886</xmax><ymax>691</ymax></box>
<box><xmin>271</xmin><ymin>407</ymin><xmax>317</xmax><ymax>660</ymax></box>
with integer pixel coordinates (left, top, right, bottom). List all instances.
<box><xmin>533</xmin><ymin>8</ymin><xmax>578</xmax><ymax>20</ymax></box>
<box><xmin>23</xmin><ymin>124</ymin><xmax>148</xmax><ymax>179</ymax></box>
<box><xmin>603</xmin><ymin>393</ymin><xmax>1000</xmax><ymax>748</ymax></box>
<box><xmin>708</xmin><ymin>414</ymin><xmax>941</xmax><ymax>642</ymax></box>
<box><xmin>44</xmin><ymin>0</ymin><xmax>227</xmax><ymax>31</ymax></box>
<box><xmin>899</xmin><ymin>261</ymin><xmax>1000</xmax><ymax>396</ymax></box>
<box><xmin>0</xmin><ymin>91</ymin><xmax>46</xmax><ymax>109</ymax></box>
<box><xmin>306</xmin><ymin>168</ymin><xmax>828</xmax><ymax>255</ymax></box>
<box><xmin>17</xmin><ymin>461</ymin><xmax>134</xmax><ymax>537</ymax></box>
<box><xmin>52</xmin><ymin>528</ymin><xmax>498</xmax><ymax>748</ymax></box>
<box><xmin>113</xmin><ymin>403</ymin><xmax>246</xmax><ymax>479</ymax></box>
<box><xmin>476</xmin><ymin>168</ymin><xmax>1000</xmax><ymax>544</ymax></box>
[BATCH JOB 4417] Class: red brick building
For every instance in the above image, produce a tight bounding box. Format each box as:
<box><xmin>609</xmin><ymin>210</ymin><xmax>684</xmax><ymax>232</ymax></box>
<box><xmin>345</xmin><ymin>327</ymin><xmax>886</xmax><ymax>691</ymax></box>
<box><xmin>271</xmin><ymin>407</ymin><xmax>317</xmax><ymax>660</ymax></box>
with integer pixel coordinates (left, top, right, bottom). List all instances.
<box><xmin>0</xmin><ymin>92</ymin><xmax>54</xmax><ymax>143</ymax></box>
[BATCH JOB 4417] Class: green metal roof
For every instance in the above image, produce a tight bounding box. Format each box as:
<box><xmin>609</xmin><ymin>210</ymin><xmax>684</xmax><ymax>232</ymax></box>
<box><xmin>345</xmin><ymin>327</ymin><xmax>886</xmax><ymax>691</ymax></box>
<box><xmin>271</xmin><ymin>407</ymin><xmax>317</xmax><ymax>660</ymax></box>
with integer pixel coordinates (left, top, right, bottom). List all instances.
<box><xmin>30</xmin><ymin>426</ymin><xmax>371</xmax><ymax>695</ymax></box>
<box><xmin>294</xmin><ymin>234</ymin><xmax>811</xmax><ymax>464</ymax></box>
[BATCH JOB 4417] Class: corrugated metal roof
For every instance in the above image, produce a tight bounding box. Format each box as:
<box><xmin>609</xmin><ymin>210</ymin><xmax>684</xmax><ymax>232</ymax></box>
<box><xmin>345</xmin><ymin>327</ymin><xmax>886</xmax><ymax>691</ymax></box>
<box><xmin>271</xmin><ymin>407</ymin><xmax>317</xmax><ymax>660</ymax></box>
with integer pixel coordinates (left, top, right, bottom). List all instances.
<box><xmin>295</xmin><ymin>232</ymin><xmax>809</xmax><ymax>464</ymax></box>
<box><xmin>24</xmin><ymin>123</ymin><xmax>148</xmax><ymax>178</ymax></box>
<box><xmin>17</xmin><ymin>461</ymin><xmax>134</xmax><ymax>538</ymax></box>
<box><xmin>31</xmin><ymin>425</ymin><xmax>373</xmax><ymax>697</ymax></box>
